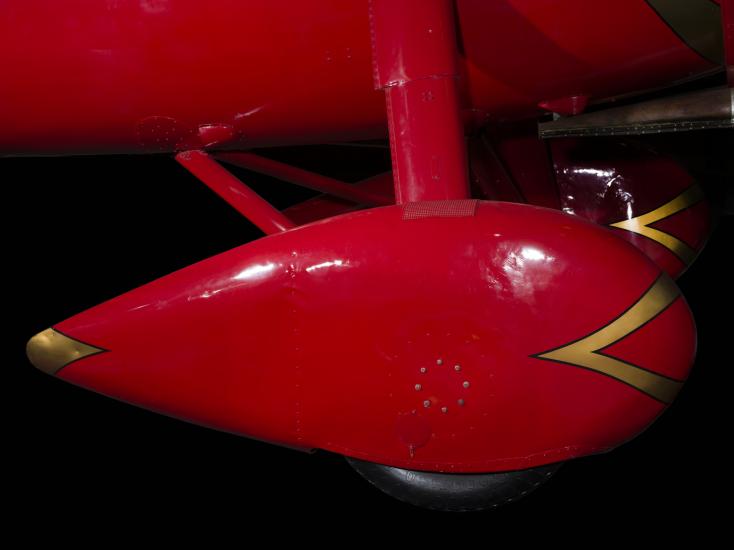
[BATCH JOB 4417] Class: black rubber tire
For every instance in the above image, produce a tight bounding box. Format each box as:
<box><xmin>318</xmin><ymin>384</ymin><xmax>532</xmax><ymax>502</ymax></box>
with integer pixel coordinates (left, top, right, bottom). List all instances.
<box><xmin>345</xmin><ymin>456</ymin><xmax>562</xmax><ymax>511</ymax></box>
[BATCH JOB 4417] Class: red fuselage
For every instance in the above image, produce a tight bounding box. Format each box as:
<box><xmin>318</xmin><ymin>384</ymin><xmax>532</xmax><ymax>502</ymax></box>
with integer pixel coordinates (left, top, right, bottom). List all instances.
<box><xmin>0</xmin><ymin>0</ymin><xmax>722</xmax><ymax>156</ymax></box>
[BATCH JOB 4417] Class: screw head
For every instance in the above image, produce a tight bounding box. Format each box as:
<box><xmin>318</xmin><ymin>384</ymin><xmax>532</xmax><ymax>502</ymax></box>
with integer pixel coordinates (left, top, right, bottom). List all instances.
<box><xmin>462</xmin><ymin>381</ymin><xmax>470</xmax><ymax>388</ymax></box>
<box><xmin>454</xmin><ymin>364</ymin><xmax>461</xmax><ymax>372</ymax></box>
<box><xmin>436</xmin><ymin>359</ymin><xmax>443</xmax><ymax>366</ymax></box>
<box><xmin>423</xmin><ymin>400</ymin><xmax>431</xmax><ymax>408</ymax></box>
<box><xmin>415</xmin><ymin>383</ymin><xmax>422</xmax><ymax>391</ymax></box>
<box><xmin>457</xmin><ymin>398</ymin><xmax>465</xmax><ymax>406</ymax></box>
<box><xmin>441</xmin><ymin>406</ymin><xmax>448</xmax><ymax>413</ymax></box>
<box><xmin>420</xmin><ymin>367</ymin><xmax>427</xmax><ymax>373</ymax></box>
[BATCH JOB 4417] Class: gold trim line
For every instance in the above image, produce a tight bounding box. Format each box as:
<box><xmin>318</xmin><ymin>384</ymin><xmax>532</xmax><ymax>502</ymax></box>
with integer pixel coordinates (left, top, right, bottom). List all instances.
<box><xmin>534</xmin><ymin>276</ymin><xmax>684</xmax><ymax>404</ymax></box>
<box><xmin>609</xmin><ymin>185</ymin><xmax>704</xmax><ymax>266</ymax></box>
<box><xmin>26</xmin><ymin>328</ymin><xmax>105</xmax><ymax>375</ymax></box>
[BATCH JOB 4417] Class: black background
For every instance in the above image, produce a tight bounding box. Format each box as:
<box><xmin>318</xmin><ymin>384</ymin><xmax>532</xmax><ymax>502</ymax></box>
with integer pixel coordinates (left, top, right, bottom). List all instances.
<box><xmin>5</xmin><ymin>144</ymin><xmax>731</xmax><ymax>534</ymax></box>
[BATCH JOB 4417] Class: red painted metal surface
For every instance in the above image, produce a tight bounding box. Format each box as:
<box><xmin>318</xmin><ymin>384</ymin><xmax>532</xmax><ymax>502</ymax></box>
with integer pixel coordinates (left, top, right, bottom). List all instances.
<box><xmin>549</xmin><ymin>138</ymin><xmax>711</xmax><ymax>279</ymax></box>
<box><xmin>284</xmin><ymin>172</ymin><xmax>395</xmax><ymax>225</ymax></box>
<box><xmin>468</xmin><ymin>135</ymin><xmax>527</xmax><ymax>204</ymax></box>
<box><xmin>370</xmin><ymin>0</ymin><xmax>469</xmax><ymax>202</ymax></box>
<box><xmin>47</xmin><ymin>202</ymin><xmax>696</xmax><ymax>472</ymax></box>
<box><xmin>0</xmin><ymin>0</ymin><xmax>721</xmax><ymax>157</ymax></box>
<box><xmin>383</xmin><ymin>79</ymin><xmax>469</xmax><ymax>202</ymax></box>
<box><xmin>467</xmin><ymin>127</ymin><xmax>712</xmax><ymax>279</ymax></box>
<box><xmin>475</xmin><ymin>123</ymin><xmax>561</xmax><ymax>210</ymax></box>
<box><xmin>175</xmin><ymin>150</ymin><xmax>295</xmax><ymax>234</ymax></box>
<box><xmin>279</xmin><ymin>128</ymin><xmax>712</xmax><ymax>280</ymax></box>
<box><xmin>537</xmin><ymin>95</ymin><xmax>590</xmax><ymax>117</ymax></box>
<box><xmin>217</xmin><ymin>152</ymin><xmax>391</xmax><ymax>206</ymax></box>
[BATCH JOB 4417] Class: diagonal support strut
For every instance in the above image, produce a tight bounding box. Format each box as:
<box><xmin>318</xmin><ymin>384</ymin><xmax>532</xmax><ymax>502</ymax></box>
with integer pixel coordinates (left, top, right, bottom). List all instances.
<box><xmin>176</xmin><ymin>150</ymin><xmax>295</xmax><ymax>235</ymax></box>
<box><xmin>217</xmin><ymin>152</ymin><xmax>392</xmax><ymax>207</ymax></box>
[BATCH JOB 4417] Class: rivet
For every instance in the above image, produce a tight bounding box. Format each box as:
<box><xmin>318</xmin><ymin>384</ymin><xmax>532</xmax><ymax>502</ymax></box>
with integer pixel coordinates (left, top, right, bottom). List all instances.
<box><xmin>436</xmin><ymin>359</ymin><xmax>443</xmax><ymax>366</ymax></box>
<box><xmin>457</xmin><ymin>398</ymin><xmax>465</xmax><ymax>406</ymax></box>
<box><xmin>420</xmin><ymin>367</ymin><xmax>427</xmax><ymax>373</ymax></box>
<box><xmin>423</xmin><ymin>400</ymin><xmax>431</xmax><ymax>408</ymax></box>
<box><xmin>441</xmin><ymin>406</ymin><xmax>448</xmax><ymax>413</ymax></box>
<box><xmin>454</xmin><ymin>364</ymin><xmax>461</xmax><ymax>372</ymax></box>
<box><xmin>462</xmin><ymin>381</ymin><xmax>470</xmax><ymax>388</ymax></box>
<box><xmin>415</xmin><ymin>383</ymin><xmax>422</xmax><ymax>391</ymax></box>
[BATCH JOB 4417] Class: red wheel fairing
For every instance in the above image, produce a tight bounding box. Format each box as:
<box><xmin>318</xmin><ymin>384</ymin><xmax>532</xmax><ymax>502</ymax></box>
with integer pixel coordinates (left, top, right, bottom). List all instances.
<box><xmin>28</xmin><ymin>202</ymin><xmax>696</xmax><ymax>472</ymax></box>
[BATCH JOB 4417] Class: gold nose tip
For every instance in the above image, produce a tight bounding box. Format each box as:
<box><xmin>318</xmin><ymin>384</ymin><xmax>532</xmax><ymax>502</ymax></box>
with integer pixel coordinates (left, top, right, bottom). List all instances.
<box><xmin>26</xmin><ymin>328</ymin><xmax>105</xmax><ymax>375</ymax></box>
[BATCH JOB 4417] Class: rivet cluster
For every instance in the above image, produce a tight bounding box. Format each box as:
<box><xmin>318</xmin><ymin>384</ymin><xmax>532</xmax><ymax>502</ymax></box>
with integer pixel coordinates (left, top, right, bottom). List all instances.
<box><xmin>415</xmin><ymin>357</ymin><xmax>472</xmax><ymax>413</ymax></box>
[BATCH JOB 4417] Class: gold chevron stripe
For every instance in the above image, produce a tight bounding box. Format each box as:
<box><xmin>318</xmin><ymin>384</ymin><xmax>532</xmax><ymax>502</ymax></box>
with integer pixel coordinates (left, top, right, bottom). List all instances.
<box><xmin>609</xmin><ymin>185</ymin><xmax>704</xmax><ymax>265</ymax></box>
<box><xmin>26</xmin><ymin>328</ymin><xmax>106</xmax><ymax>375</ymax></box>
<box><xmin>534</xmin><ymin>275</ymin><xmax>684</xmax><ymax>404</ymax></box>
